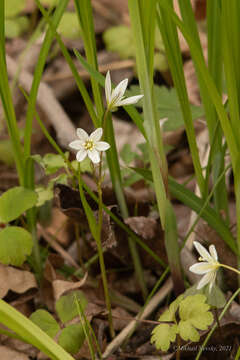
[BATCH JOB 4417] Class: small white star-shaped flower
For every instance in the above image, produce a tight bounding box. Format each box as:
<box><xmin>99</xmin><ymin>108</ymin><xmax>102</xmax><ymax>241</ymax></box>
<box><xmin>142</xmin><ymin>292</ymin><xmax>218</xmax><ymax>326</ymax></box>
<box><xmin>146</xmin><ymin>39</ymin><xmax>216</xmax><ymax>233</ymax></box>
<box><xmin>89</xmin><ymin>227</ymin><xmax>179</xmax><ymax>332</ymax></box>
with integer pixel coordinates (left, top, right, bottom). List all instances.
<box><xmin>69</xmin><ymin>128</ymin><xmax>110</xmax><ymax>164</ymax></box>
<box><xmin>105</xmin><ymin>70</ymin><xmax>144</xmax><ymax>112</ymax></box>
<box><xmin>189</xmin><ymin>241</ymin><xmax>220</xmax><ymax>292</ymax></box>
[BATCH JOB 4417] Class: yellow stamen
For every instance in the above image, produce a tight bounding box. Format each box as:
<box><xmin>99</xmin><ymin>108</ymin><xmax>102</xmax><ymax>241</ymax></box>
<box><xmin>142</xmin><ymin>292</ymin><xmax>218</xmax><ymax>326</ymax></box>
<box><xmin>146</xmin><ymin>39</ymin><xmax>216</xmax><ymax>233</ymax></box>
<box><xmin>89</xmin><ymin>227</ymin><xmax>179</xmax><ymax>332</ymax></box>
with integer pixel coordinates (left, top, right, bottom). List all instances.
<box><xmin>84</xmin><ymin>140</ymin><xmax>94</xmax><ymax>151</ymax></box>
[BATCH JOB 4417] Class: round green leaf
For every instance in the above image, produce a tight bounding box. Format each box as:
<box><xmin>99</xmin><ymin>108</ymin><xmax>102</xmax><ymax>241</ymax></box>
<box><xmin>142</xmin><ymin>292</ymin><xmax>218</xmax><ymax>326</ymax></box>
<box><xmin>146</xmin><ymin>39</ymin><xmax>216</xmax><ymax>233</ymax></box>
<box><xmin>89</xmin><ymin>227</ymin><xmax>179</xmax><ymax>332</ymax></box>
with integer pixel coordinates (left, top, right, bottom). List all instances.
<box><xmin>57</xmin><ymin>12</ymin><xmax>81</xmax><ymax>39</ymax></box>
<box><xmin>178</xmin><ymin>320</ymin><xmax>200</xmax><ymax>342</ymax></box>
<box><xmin>151</xmin><ymin>323</ymin><xmax>178</xmax><ymax>351</ymax></box>
<box><xmin>0</xmin><ymin>187</ymin><xmax>38</xmax><ymax>223</ymax></box>
<box><xmin>5</xmin><ymin>0</ymin><xmax>26</xmax><ymax>18</ymax></box>
<box><xmin>0</xmin><ymin>140</ymin><xmax>15</xmax><ymax>165</ymax></box>
<box><xmin>39</xmin><ymin>0</ymin><xmax>59</xmax><ymax>6</ymax></box>
<box><xmin>58</xmin><ymin>323</ymin><xmax>85</xmax><ymax>354</ymax></box>
<box><xmin>103</xmin><ymin>25</ymin><xmax>135</xmax><ymax>59</ymax></box>
<box><xmin>5</xmin><ymin>18</ymin><xmax>21</xmax><ymax>38</ymax></box>
<box><xmin>5</xmin><ymin>16</ymin><xmax>29</xmax><ymax>38</ymax></box>
<box><xmin>0</xmin><ymin>226</ymin><xmax>33</xmax><ymax>266</ymax></box>
<box><xmin>30</xmin><ymin>310</ymin><xmax>60</xmax><ymax>338</ymax></box>
<box><xmin>56</xmin><ymin>291</ymin><xmax>88</xmax><ymax>324</ymax></box>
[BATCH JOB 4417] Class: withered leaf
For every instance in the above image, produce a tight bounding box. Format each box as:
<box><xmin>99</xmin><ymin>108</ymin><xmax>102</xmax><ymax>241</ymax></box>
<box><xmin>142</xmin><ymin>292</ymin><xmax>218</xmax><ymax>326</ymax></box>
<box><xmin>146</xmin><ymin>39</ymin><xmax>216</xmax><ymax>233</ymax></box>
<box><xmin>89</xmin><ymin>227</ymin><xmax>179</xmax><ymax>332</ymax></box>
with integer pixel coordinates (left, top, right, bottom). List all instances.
<box><xmin>0</xmin><ymin>264</ymin><xmax>37</xmax><ymax>299</ymax></box>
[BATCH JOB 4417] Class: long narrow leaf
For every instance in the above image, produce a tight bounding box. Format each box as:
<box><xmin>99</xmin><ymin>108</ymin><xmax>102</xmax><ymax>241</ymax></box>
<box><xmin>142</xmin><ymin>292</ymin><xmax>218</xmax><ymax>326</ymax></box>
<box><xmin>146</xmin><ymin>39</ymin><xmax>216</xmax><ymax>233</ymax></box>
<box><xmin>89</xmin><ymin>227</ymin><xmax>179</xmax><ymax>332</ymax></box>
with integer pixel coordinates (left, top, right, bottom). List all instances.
<box><xmin>0</xmin><ymin>300</ymin><xmax>74</xmax><ymax>360</ymax></box>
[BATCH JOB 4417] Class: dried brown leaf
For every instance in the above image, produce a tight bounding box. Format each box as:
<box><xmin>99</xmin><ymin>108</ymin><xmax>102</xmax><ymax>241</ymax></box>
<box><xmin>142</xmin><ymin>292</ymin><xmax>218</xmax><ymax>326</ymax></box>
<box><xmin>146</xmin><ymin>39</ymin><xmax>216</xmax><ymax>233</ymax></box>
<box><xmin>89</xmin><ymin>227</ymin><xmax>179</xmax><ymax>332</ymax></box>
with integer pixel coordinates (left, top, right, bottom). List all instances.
<box><xmin>53</xmin><ymin>272</ymin><xmax>88</xmax><ymax>301</ymax></box>
<box><xmin>0</xmin><ymin>265</ymin><xmax>37</xmax><ymax>299</ymax></box>
<box><xmin>0</xmin><ymin>346</ymin><xmax>30</xmax><ymax>360</ymax></box>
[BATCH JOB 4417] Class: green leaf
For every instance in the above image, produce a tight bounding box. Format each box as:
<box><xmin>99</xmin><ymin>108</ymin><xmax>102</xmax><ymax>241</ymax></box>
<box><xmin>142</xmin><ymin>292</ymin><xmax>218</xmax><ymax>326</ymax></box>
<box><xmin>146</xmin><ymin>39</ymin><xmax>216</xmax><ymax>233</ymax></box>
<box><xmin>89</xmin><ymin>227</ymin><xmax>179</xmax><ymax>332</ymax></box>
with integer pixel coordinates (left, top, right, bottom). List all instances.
<box><xmin>58</xmin><ymin>323</ymin><xmax>85</xmax><ymax>354</ymax></box>
<box><xmin>0</xmin><ymin>299</ymin><xmax>75</xmax><ymax>360</ymax></box>
<box><xmin>151</xmin><ymin>323</ymin><xmax>178</xmax><ymax>351</ymax></box>
<box><xmin>35</xmin><ymin>186</ymin><xmax>53</xmax><ymax>207</ymax></box>
<box><xmin>185</xmin><ymin>284</ymin><xmax>226</xmax><ymax>309</ymax></box>
<box><xmin>0</xmin><ymin>187</ymin><xmax>38</xmax><ymax>223</ymax></box>
<box><xmin>30</xmin><ymin>310</ymin><xmax>60</xmax><ymax>338</ymax></box>
<box><xmin>71</xmin><ymin>157</ymin><xmax>92</xmax><ymax>173</ymax></box>
<box><xmin>159</xmin><ymin>294</ymin><xmax>184</xmax><ymax>322</ymax></box>
<box><xmin>178</xmin><ymin>294</ymin><xmax>213</xmax><ymax>341</ymax></box>
<box><xmin>0</xmin><ymin>226</ymin><xmax>32</xmax><ymax>266</ymax></box>
<box><xmin>131</xmin><ymin>167</ymin><xmax>237</xmax><ymax>254</ymax></box>
<box><xmin>129</xmin><ymin>85</ymin><xmax>204</xmax><ymax>131</ymax></box>
<box><xmin>39</xmin><ymin>0</ymin><xmax>59</xmax><ymax>6</ymax></box>
<box><xmin>56</xmin><ymin>291</ymin><xmax>88</xmax><ymax>324</ymax></box>
<box><xmin>4</xmin><ymin>0</ymin><xmax>26</xmax><ymax>18</ymax></box>
<box><xmin>103</xmin><ymin>26</ymin><xmax>135</xmax><ymax>59</ymax></box>
<box><xmin>204</xmin><ymin>285</ymin><xmax>226</xmax><ymax>309</ymax></box>
<box><xmin>0</xmin><ymin>139</ymin><xmax>15</xmax><ymax>165</ymax></box>
<box><xmin>57</xmin><ymin>12</ymin><xmax>81</xmax><ymax>39</ymax></box>
<box><xmin>154</xmin><ymin>52</ymin><xmax>168</xmax><ymax>72</ymax></box>
<box><xmin>178</xmin><ymin>320</ymin><xmax>200</xmax><ymax>342</ymax></box>
<box><xmin>120</xmin><ymin>144</ymin><xmax>136</xmax><ymax>165</ymax></box>
<box><xmin>33</xmin><ymin>153</ymin><xmax>68</xmax><ymax>175</ymax></box>
<box><xmin>103</xmin><ymin>25</ymin><xmax>167</xmax><ymax>72</ymax></box>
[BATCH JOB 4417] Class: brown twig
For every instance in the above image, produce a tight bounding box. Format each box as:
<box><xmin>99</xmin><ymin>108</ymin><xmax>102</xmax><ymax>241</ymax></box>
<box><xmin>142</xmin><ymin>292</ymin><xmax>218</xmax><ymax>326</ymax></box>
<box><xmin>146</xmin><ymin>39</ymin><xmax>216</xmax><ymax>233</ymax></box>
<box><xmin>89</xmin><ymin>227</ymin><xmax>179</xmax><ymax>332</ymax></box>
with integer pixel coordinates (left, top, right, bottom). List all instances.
<box><xmin>102</xmin><ymin>278</ymin><xmax>173</xmax><ymax>359</ymax></box>
<box><xmin>43</xmin><ymin>59</ymin><xmax>135</xmax><ymax>83</ymax></box>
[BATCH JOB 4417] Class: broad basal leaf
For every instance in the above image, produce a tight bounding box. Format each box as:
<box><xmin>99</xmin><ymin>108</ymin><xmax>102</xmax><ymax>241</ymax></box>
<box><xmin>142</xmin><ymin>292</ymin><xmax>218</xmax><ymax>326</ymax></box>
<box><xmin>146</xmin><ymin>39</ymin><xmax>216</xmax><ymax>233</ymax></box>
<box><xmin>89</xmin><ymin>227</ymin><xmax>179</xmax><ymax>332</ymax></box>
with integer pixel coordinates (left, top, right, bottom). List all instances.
<box><xmin>103</xmin><ymin>26</ymin><xmax>135</xmax><ymax>59</ymax></box>
<box><xmin>57</xmin><ymin>12</ymin><xmax>81</xmax><ymax>39</ymax></box>
<box><xmin>32</xmin><ymin>153</ymin><xmax>68</xmax><ymax>175</ymax></box>
<box><xmin>58</xmin><ymin>323</ymin><xmax>85</xmax><ymax>354</ymax></box>
<box><xmin>151</xmin><ymin>323</ymin><xmax>178</xmax><ymax>351</ymax></box>
<box><xmin>39</xmin><ymin>0</ymin><xmax>59</xmax><ymax>6</ymax></box>
<box><xmin>178</xmin><ymin>294</ymin><xmax>213</xmax><ymax>342</ymax></box>
<box><xmin>0</xmin><ymin>227</ymin><xmax>32</xmax><ymax>266</ymax></box>
<box><xmin>178</xmin><ymin>320</ymin><xmax>200</xmax><ymax>342</ymax></box>
<box><xmin>159</xmin><ymin>294</ymin><xmax>184</xmax><ymax>322</ymax></box>
<box><xmin>184</xmin><ymin>283</ymin><xmax>226</xmax><ymax>309</ymax></box>
<box><xmin>56</xmin><ymin>291</ymin><xmax>88</xmax><ymax>324</ymax></box>
<box><xmin>129</xmin><ymin>85</ymin><xmax>204</xmax><ymax>131</ymax></box>
<box><xmin>30</xmin><ymin>310</ymin><xmax>60</xmax><ymax>338</ymax></box>
<box><xmin>0</xmin><ymin>186</ymin><xmax>38</xmax><ymax>223</ymax></box>
<box><xmin>5</xmin><ymin>0</ymin><xmax>26</xmax><ymax>18</ymax></box>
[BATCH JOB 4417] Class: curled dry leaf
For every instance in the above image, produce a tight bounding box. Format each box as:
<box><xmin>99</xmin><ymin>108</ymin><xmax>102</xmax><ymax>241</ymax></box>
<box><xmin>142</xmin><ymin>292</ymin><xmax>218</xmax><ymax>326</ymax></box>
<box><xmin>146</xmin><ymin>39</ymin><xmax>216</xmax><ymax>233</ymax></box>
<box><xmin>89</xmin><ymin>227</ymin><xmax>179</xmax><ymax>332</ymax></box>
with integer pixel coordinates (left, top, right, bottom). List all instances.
<box><xmin>124</xmin><ymin>217</ymin><xmax>158</xmax><ymax>240</ymax></box>
<box><xmin>0</xmin><ymin>264</ymin><xmax>37</xmax><ymax>299</ymax></box>
<box><xmin>53</xmin><ymin>272</ymin><xmax>88</xmax><ymax>301</ymax></box>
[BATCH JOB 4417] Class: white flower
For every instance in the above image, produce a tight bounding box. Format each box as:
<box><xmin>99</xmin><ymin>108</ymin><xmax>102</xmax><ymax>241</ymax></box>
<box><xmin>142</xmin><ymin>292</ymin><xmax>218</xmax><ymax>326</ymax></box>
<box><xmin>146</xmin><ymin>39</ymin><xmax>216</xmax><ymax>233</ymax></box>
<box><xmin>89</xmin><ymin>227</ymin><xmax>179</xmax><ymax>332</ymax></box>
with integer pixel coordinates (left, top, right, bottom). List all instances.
<box><xmin>189</xmin><ymin>241</ymin><xmax>220</xmax><ymax>292</ymax></box>
<box><xmin>69</xmin><ymin>128</ymin><xmax>110</xmax><ymax>164</ymax></box>
<box><xmin>105</xmin><ymin>70</ymin><xmax>144</xmax><ymax>112</ymax></box>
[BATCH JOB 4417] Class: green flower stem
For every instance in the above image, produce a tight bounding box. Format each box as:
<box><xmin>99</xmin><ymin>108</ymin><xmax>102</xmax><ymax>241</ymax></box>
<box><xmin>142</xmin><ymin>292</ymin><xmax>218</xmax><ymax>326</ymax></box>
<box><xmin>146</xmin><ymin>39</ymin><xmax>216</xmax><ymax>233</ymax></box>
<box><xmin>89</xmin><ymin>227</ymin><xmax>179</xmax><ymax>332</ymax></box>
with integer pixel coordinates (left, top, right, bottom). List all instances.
<box><xmin>27</xmin><ymin>106</ymin><xmax>166</xmax><ymax>269</ymax></box>
<box><xmin>96</xmin><ymin>160</ymin><xmax>115</xmax><ymax>338</ymax></box>
<box><xmin>72</xmin><ymin>0</ymin><xmax>147</xmax><ymax>298</ymax></box>
<box><xmin>219</xmin><ymin>264</ymin><xmax>240</xmax><ymax>276</ymax></box>
<box><xmin>104</xmin><ymin>111</ymin><xmax>148</xmax><ymax>300</ymax></box>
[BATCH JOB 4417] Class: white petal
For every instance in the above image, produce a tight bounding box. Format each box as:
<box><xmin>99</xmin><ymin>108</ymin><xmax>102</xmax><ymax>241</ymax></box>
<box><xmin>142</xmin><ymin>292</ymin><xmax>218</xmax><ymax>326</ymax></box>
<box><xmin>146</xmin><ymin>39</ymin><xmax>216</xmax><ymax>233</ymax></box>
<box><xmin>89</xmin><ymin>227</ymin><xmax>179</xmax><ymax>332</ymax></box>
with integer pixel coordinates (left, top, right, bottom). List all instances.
<box><xmin>105</xmin><ymin>71</ymin><xmax>112</xmax><ymax>104</ymax></box>
<box><xmin>111</xmin><ymin>78</ymin><xmax>128</xmax><ymax>103</ymax></box>
<box><xmin>193</xmin><ymin>241</ymin><xmax>212</xmax><ymax>262</ymax></box>
<box><xmin>95</xmin><ymin>141</ymin><xmax>110</xmax><ymax>151</ymax></box>
<box><xmin>209</xmin><ymin>272</ymin><xmax>217</xmax><ymax>292</ymax></box>
<box><xmin>69</xmin><ymin>140</ymin><xmax>83</xmax><ymax>150</ymax></box>
<box><xmin>209</xmin><ymin>244</ymin><xmax>218</xmax><ymax>262</ymax></box>
<box><xmin>88</xmin><ymin>149</ymin><xmax>100</xmax><ymax>164</ymax></box>
<box><xmin>196</xmin><ymin>272</ymin><xmax>213</xmax><ymax>290</ymax></box>
<box><xmin>117</xmin><ymin>94</ymin><xmax>144</xmax><ymax>106</ymax></box>
<box><xmin>189</xmin><ymin>262</ymin><xmax>215</xmax><ymax>275</ymax></box>
<box><xmin>77</xmin><ymin>128</ymin><xmax>89</xmax><ymax>141</ymax></box>
<box><xmin>76</xmin><ymin>149</ymin><xmax>87</xmax><ymax>162</ymax></box>
<box><xmin>90</xmin><ymin>128</ymin><xmax>103</xmax><ymax>142</ymax></box>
